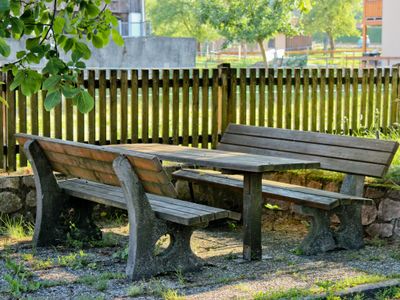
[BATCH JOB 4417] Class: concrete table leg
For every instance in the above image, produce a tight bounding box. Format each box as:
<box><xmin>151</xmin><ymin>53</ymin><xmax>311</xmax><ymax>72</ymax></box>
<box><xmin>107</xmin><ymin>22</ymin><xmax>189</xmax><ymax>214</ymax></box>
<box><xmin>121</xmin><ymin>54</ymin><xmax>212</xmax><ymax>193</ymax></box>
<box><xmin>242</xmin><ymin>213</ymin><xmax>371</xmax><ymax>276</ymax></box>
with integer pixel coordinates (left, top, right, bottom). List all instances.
<box><xmin>243</xmin><ymin>172</ymin><xmax>263</xmax><ymax>260</ymax></box>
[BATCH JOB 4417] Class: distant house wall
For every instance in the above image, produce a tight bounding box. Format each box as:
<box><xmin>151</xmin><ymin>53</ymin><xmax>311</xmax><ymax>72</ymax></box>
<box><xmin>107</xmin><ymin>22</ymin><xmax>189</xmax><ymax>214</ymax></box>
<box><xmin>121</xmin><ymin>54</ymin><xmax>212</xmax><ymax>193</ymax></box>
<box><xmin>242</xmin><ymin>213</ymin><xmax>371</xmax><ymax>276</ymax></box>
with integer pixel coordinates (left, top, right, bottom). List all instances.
<box><xmin>0</xmin><ymin>37</ymin><xmax>197</xmax><ymax>69</ymax></box>
<box><xmin>382</xmin><ymin>0</ymin><xmax>400</xmax><ymax>62</ymax></box>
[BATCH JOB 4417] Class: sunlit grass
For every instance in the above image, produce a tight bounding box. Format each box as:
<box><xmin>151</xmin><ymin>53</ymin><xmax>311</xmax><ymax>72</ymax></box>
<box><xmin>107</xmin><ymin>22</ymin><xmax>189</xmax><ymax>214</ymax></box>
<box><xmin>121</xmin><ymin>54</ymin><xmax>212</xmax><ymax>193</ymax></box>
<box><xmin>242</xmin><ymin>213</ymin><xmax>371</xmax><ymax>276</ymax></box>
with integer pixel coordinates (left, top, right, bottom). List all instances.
<box><xmin>0</xmin><ymin>213</ymin><xmax>34</xmax><ymax>240</ymax></box>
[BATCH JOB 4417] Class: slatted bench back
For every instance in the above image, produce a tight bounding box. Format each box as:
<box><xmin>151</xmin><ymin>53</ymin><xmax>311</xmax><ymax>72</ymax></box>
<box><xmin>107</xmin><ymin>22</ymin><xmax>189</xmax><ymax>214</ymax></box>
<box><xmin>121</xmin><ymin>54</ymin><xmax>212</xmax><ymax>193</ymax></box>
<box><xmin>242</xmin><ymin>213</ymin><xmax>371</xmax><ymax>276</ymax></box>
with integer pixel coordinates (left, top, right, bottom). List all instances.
<box><xmin>218</xmin><ymin>124</ymin><xmax>399</xmax><ymax>178</ymax></box>
<box><xmin>16</xmin><ymin>134</ymin><xmax>177</xmax><ymax>198</ymax></box>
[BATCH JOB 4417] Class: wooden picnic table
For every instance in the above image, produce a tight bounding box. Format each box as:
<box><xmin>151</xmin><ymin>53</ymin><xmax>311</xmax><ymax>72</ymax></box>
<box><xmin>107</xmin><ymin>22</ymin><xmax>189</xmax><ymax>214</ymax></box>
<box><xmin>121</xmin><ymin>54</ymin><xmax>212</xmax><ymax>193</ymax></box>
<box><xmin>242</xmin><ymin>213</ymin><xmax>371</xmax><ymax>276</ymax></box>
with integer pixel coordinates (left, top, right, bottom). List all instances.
<box><xmin>109</xmin><ymin>144</ymin><xmax>320</xmax><ymax>260</ymax></box>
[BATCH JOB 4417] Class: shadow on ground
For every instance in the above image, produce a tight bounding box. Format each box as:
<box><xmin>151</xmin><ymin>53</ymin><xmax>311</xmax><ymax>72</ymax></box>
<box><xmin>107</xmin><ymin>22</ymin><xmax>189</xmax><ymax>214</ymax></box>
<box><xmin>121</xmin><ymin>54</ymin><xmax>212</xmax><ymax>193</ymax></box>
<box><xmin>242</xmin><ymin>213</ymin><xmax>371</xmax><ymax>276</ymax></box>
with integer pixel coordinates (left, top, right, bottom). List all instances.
<box><xmin>1</xmin><ymin>216</ymin><xmax>400</xmax><ymax>299</ymax></box>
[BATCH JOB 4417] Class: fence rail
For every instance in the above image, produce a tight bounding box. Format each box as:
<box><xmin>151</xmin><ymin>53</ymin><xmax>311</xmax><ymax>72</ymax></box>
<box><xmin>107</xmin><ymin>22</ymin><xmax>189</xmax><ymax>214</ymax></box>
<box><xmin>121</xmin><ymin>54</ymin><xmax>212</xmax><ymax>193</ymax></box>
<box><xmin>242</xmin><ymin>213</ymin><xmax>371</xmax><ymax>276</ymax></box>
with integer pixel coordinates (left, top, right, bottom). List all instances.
<box><xmin>1</xmin><ymin>66</ymin><xmax>400</xmax><ymax>171</ymax></box>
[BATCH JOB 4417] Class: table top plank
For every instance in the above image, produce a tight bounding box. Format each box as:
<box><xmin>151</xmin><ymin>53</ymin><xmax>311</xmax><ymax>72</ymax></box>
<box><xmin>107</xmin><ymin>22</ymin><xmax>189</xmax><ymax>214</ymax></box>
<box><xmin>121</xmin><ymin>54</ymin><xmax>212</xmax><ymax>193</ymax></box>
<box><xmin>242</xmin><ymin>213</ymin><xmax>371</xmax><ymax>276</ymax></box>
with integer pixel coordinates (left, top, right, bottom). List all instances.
<box><xmin>109</xmin><ymin>144</ymin><xmax>320</xmax><ymax>173</ymax></box>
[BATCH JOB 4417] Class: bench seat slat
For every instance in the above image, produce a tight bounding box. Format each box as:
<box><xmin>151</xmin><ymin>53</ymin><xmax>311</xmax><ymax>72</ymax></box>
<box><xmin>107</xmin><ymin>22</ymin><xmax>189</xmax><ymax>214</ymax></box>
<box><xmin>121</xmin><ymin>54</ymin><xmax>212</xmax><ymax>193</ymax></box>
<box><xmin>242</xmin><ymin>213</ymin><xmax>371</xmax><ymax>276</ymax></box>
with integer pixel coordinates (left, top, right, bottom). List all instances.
<box><xmin>173</xmin><ymin>169</ymin><xmax>374</xmax><ymax>210</ymax></box>
<box><xmin>218</xmin><ymin>143</ymin><xmax>387</xmax><ymax>178</ymax></box>
<box><xmin>59</xmin><ymin>179</ymin><xmax>235</xmax><ymax>225</ymax></box>
<box><xmin>225</xmin><ymin>123</ymin><xmax>398</xmax><ymax>153</ymax></box>
<box><xmin>221</xmin><ymin>132</ymin><xmax>391</xmax><ymax>165</ymax></box>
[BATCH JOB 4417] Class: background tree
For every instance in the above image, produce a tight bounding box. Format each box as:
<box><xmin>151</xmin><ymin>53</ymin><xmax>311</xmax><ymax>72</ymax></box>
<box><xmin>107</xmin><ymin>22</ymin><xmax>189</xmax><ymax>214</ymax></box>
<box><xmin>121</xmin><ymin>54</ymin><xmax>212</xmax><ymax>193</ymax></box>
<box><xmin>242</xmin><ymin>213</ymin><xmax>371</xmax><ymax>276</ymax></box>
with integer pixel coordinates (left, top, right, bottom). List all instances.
<box><xmin>199</xmin><ymin>0</ymin><xmax>311</xmax><ymax>66</ymax></box>
<box><xmin>0</xmin><ymin>0</ymin><xmax>124</xmax><ymax>112</ymax></box>
<box><xmin>302</xmin><ymin>0</ymin><xmax>361</xmax><ymax>52</ymax></box>
<box><xmin>147</xmin><ymin>0</ymin><xmax>219</xmax><ymax>45</ymax></box>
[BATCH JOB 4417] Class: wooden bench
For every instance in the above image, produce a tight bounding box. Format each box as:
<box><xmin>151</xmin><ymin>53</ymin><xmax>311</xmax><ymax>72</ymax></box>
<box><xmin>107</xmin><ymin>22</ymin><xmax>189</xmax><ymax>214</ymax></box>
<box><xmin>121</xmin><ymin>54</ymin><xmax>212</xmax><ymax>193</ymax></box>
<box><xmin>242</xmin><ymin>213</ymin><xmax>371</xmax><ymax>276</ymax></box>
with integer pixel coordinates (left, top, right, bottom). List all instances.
<box><xmin>173</xmin><ymin>124</ymin><xmax>399</xmax><ymax>255</ymax></box>
<box><xmin>16</xmin><ymin>134</ymin><xmax>238</xmax><ymax>280</ymax></box>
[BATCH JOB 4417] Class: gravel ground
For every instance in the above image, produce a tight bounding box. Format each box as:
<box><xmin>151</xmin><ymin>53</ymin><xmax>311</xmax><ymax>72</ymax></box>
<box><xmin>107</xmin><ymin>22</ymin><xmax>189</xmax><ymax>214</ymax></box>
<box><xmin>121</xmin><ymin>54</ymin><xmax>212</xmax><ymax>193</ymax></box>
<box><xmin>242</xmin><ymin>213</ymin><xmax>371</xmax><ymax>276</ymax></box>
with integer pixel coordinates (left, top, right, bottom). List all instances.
<box><xmin>1</xmin><ymin>216</ymin><xmax>400</xmax><ymax>300</ymax></box>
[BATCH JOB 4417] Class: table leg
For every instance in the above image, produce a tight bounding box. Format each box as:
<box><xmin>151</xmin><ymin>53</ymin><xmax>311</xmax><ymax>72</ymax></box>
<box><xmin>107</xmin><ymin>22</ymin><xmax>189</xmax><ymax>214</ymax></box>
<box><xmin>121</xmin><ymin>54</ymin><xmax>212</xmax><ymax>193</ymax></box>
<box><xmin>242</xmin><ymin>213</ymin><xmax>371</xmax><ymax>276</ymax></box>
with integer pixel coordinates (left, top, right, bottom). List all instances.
<box><xmin>242</xmin><ymin>172</ymin><xmax>263</xmax><ymax>260</ymax></box>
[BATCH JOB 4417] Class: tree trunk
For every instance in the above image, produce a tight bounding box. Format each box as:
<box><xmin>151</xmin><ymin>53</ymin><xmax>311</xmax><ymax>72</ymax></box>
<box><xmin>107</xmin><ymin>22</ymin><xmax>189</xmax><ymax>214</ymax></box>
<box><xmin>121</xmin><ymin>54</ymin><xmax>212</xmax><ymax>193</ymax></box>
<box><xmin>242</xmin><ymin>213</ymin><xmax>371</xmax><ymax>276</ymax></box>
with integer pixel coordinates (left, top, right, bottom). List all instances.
<box><xmin>257</xmin><ymin>39</ymin><xmax>268</xmax><ymax>68</ymax></box>
<box><xmin>328</xmin><ymin>33</ymin><xmax>335</xmax><ymax>58</ymax></box>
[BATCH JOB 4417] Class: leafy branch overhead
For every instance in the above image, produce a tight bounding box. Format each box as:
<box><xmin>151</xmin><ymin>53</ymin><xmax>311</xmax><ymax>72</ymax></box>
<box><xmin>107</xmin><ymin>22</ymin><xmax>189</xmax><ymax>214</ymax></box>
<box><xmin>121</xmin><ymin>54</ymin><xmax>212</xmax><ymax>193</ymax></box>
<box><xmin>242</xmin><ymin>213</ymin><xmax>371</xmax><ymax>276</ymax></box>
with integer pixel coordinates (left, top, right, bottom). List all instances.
<box><xmin>0</xmin><ymin>0</ymin><xmax>124</xmax><ymax>113</ymax></box>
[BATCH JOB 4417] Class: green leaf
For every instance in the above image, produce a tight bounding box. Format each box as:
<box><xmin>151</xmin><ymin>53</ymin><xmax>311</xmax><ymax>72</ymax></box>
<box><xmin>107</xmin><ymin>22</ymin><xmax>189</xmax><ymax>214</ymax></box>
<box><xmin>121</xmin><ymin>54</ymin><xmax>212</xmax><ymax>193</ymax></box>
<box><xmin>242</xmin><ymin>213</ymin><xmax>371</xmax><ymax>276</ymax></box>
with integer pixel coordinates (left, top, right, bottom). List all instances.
<box><xmin>92</xmin><ymin>35</ymin><xmax>103</xmax><ymax>48</ymax></box>
<box><xmin>20</xmin><ymin>70</ymin><xmax>41</xmax><ymax>96</ymax></box>
<box><xmin>111</xmin><ymin>29</ymin><xmax>124</xmax><ymax>46</ymax></box>
<box><xmin>63</xmin><ymin>38</ymin><xmax>75</xmax><ymax>53</ymax></box>
<box><xmin>10</xmin><ymin>18</ymin><xmax>24</xmax><ymax>35</ymax></box>
<box><xmin>16</xmin><ymin>50</ymin><xmax>26</xmax><ymax>59</ymax></box>
<box><xmin>44</xmin><ymin>90</ymin><xmax>62</xmax><ymax>111</ymax></box>
<box><xmin>9</xmin><ymin>70</ymin><xmax>25</xmax><ymax>90</ymax></box>
<box><xmin>53</xmin><ymin>16</ymin><xmax>65</xmax><ymax>34</ymax></box>
<box><xmin>75</xmin><ymin>90</ymin><xmax>94</xmax><ymax>113</ymax></box>
<box><xmin>62</xmin><ymin>85</ymin><xmax>80</xmax><ymax>98</ymax></box>
<box><xmin>0</xmin><ymin>0</ymin><xmax>10</xmax><ymax>12</ymax></box>
<box><xmin>42</xmin><ymin>75</ymin><xmax>61</xmax><ymax>90</ymax></box>
<box><xmin>26</xmin><ymin>37</ymin><xmax>40</xmax><ymax>50</ymax></box>
<box><xmin>42</xmin><ymin>58</ymin><xmax>65</xmax><ymax>75</ymax></box>
<box><xmin>75</xmin><ymin>61</ymin><xmax>86</xmax><ymax>69</ymax></box>
<box><xmin>86</xmin><ymin>3</ymin><xmax>100</xmax><ymax>17</ymax></box>
<box><xmin>9</xmin><ymin>0</ymin><xmax>19</xmax><ymax>15</ymax></box>
<box><xmin>75</xmin><ymin>42</ymin><xmax>91</xmax><ymax>59</ymax></box>
<box><xmin>0</xmin><ymin>37</ymin><xmax>10</xmax><ymax>57</ymax></box>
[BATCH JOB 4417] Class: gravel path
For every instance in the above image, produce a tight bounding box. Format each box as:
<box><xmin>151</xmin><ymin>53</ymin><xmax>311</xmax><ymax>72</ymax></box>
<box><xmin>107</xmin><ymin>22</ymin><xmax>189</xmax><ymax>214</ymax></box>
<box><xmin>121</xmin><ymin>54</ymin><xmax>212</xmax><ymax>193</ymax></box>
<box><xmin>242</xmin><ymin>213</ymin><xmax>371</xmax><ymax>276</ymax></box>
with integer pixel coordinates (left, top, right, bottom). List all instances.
<box><xmin>1</xmin><ymin>217</ymin><xmax>400</xmax><ymax>300</ymax></box>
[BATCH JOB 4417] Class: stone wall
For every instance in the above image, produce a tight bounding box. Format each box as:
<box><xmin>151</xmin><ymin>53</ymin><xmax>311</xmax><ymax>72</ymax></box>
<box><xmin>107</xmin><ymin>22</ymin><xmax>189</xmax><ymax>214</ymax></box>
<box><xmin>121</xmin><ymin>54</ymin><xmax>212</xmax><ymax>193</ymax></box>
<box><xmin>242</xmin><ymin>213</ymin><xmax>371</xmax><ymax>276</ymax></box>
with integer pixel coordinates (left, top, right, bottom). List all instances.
<box><xmin>1</xmin><ymin>172</ymin><xmax>400</xmax><ymax>239</ymax></box>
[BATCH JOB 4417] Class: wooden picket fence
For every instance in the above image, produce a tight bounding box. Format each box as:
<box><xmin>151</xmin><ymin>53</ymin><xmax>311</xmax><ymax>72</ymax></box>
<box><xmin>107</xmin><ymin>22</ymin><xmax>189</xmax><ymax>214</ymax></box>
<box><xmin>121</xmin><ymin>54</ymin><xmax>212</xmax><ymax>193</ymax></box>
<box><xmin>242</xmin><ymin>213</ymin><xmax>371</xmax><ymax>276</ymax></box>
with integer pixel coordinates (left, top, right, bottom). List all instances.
<box><xmin>1</xmin><ymin>66</ymin><xmax>400</xmax><ymax>171</ymax></box>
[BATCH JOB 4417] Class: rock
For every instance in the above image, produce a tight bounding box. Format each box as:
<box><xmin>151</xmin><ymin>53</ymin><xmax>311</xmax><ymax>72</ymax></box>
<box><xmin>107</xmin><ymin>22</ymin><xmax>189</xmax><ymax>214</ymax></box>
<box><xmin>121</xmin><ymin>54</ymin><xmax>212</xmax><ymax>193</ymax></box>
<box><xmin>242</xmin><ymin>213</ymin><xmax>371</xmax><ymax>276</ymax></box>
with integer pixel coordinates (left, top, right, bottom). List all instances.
<box><xmin>378</xmin><ymin>198</ymin><xmax>400</xmax><ymax>221</ymax></box>
<box><xmin>306</xmin><ymin>180</ymin><xmax>323</xmax><ymax>189</ymax></box>
<box><xmin>25</xmin><ymin>190</ymin><xmax>37</xmax><ymax>207</ymax></box>
<box><xmin>387</xmin><ymin>189</ymin><xmax>400</xmax><ymax>200</ymax></box>
<box><xmin>393</xmin><ymin>219</ymin><xmax>400</xmax><ymax>239</ymax></box>
<box><xmin>361</xmin><ymin>204</ymin><xmax>378</xmax><ymax>225</ymax></box>
<box><xmin>290</xmin><ymin>175</ymin><xmax>306</xmax><ymax>186</ymax></box>
<box><xmin>277</xmin><ymin>173</ymin><xmax>292</xmax><ymax>184</ymax></box>
<box><xmin>331</xmin><ymin>213</ymin><xmax>340</xmax><ymax>224</ymax></box>
<box><xmin>366</xmin><ymin>223</ymin><xmax>393</xmax><ymax>238</ymax></box>
<box><xmin>22</xmin><ymin>176</ymin><xmax>35</xmax><ymax>188</ymax></box>
<box><xmin>0</xmin><ymin>192</ymin><xmax>22</xmax><ymax>213</ymax></box>
<box><xmin>324</xmin><ymin>182</ymin><xmax>339</xmax><ymax>192</ymax></box>
<box><xmin>0</xmin><ymin>177</ymin><xmax>20</xmax><ymax>189</ymax></box>
<box><xmin>175</xmin><ymin>180</ymin><xmax>192</xmax><ymax>200</ymax></box>
<box><xmin>365</xmin><ymin>187</ymin><xmax>386</xmax><ymax>199</ymax></box>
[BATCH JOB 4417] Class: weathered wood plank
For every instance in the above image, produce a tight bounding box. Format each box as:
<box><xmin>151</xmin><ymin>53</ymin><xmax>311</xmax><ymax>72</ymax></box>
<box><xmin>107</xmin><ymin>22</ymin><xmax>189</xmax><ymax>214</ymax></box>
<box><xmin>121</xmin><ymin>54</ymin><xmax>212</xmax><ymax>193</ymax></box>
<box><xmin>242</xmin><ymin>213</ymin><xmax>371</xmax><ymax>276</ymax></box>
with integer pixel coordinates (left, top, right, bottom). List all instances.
<box><xmin>382</xmin><ymin>68</ymin><xmax>390</xmax><ymax>133</ymax></box>
<box><xmin>211</xmin><ymin>69</ymin><xmax>219</xmax><ymax>149</ymax></box>
<box><xmin>294</xmin><ymin>69</ymin><xmax>301</xmax><ymax>130</ymax></box>
<box><xmin>18</xmin><ymin>88</ymin><xmax>27</xmax><ymax>166</ymax></box>
<box><xmin>172</xmin><ymin>70</ymin><xmax>180</xmax><ymax>145</ymax></box>
<box><xmin>88</xmin><ymin>70</ymin><xmax>96</xmax><ymax>144</ymax></box>
<box><xmin>240</xmin><ymin>68</ymin><xmax>247</xmax><ymax>124</ymax></box>
<box><xmin>249</xmin><ymin>69</ymin><xmax>256</xmax><ymax>126</ymax></box>
<box><xmin>311</xmin><ymin>69</ymin><xmax>318</xmax><ymax>131</ymax></box>
<box><xmin>131</xmin><ymin>70</ymin><xmax>139</xmax><ymax>143</ymax></box>
<box><xmin>7</xmin><ymin>72</ymin><xmax>16</xmax><ymax>170</ymax></box>
<box><xmin>285</xmin><ymin>68</ymin><xmax>292</xmax><ymax>129</ymax></box>
<box><xmin>319</xmin><ymin>69</ymin><xmax>326</xmax><ymax>132</ymax></box>
<box><xmin>302</xmin><ymin>69</ymin><xmax>309</xmax><ymax>131</ymax></box>
<box><xmin>327</xmin><ymin>69</ymin><xmax>334</xmax><ymax>133</ymax></box>
<box><xmin>224</xmin><ymin>123</ymin><xmax>398</xmax><ymax>153</ymax></box>
<box><xmin>182</xmin><ymin>69</ymin><xmax>190</xmax><ymax>146</ymax></box>
<box><xmin>351</xmin><ymin>68</ymin><xmax>359</xmax><ymax>132</ymax></box>
<box><xmin>120</xmin><ymin>70</ymin><xmax>128</xmax><ymax>144</ymax></box>
<box><xmin>99</xmin><ymin>70</ymin><xmax>107</xmax><ymax>145</ymax></box>
<box><xmin>201</xmin><ymin>69</ymin><xmax>209</xmax><ymax>149</ymax></box>
<box><xmin>152</xmin><ymin>70</ymin><xmax>160</xmax><ymax>143</ymax></box>
<box><xmin>258</xmin><ymin>68</ymin><xmax>265</xmax><ymax>127</ymax></box>
<box><xmin>110</xmin><ymin>70</ymin><xmax>118</xmax><ymax>144</ymax></box>
<box><xmin>277</xmin><ymin>69</ymin><xmax>283</xmax><ymax>128</ymax></box>
<box><xmin>77</xmin><ymin>73</ymin><xmax>85</xmax><ymax>142</ymax></box>
<box><xmin>192</xmin><ymin>69</ymin><xmax>200</xmax><ymax>147</ymax></box>
<box><xmin>162</xmin><ymin>70</ymin><xmax>170</xmax><ymax>144</ymax></box>
<box><xmin>344</xmin><ymin>69</ymin><xmax>351</xmax><ymax>134</ymax></box>
<box><xmin>267</xmin><ymin>69</ymin><xmax>274</xmax><ymax>128</ymax></box>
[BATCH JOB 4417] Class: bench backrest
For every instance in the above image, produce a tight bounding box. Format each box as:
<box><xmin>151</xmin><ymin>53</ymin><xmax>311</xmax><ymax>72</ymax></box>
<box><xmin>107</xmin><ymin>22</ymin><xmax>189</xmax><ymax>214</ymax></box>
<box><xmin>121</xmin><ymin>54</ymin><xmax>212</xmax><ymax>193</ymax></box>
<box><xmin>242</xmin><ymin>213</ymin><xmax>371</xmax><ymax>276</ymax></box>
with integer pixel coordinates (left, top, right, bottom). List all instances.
<box><xmin>16</xmin><ymin>134</ymin><xmax>177</xmax><ymax>198</ymax></box>
<box><xmin>218</xmin><ymin>124</ymin><xmax>399</xmax><ymax>178</ymax></box>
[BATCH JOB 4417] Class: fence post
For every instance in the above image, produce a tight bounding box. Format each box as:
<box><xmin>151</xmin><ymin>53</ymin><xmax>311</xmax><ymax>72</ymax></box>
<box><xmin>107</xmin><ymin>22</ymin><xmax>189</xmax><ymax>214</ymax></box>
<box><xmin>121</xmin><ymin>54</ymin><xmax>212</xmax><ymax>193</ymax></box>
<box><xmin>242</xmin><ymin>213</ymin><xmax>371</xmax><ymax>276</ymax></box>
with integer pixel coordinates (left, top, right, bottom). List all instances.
<box><xmin>218</xmin><ymin>63</ymin><xmax>231</xmax><ymax>135</ymax></box>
